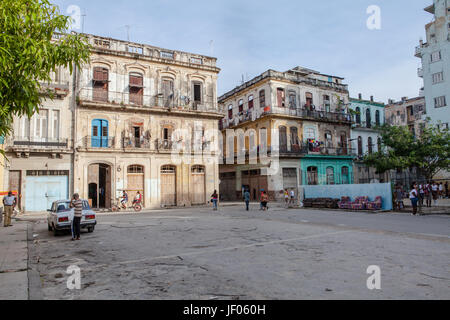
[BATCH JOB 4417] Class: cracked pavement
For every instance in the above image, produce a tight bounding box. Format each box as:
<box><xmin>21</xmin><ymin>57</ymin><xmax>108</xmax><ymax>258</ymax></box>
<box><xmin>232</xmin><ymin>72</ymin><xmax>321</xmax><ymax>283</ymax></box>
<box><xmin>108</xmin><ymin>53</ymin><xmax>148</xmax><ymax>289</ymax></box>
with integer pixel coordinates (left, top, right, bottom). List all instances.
<box><xmin>28</xmin><ymin>205</ymin><xmax>450</xmax><ymax>300</ymax></box>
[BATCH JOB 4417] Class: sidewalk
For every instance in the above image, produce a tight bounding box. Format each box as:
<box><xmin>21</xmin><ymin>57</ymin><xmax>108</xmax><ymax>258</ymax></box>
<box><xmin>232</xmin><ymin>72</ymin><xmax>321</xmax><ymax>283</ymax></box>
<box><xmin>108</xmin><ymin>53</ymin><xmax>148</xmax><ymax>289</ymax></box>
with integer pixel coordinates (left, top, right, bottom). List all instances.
<box><xmin>0</xmin><ymin>221</ymin><xmax>29</xmax><ymax>300</ymax></box>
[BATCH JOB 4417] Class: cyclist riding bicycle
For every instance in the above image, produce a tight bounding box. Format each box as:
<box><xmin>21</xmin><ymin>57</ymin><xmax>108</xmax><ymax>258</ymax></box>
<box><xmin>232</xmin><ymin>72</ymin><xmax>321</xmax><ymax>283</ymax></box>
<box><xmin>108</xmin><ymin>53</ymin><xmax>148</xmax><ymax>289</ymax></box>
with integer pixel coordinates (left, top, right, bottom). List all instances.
<box><xmin>132</xmin><ymin>191</ymin><xmax>142</xmax><ymax>206</ymax></box>
<box><xmin>121</xmin><ymin>191</ymin><xmax>128</xmax><ymax>209</ymax></box>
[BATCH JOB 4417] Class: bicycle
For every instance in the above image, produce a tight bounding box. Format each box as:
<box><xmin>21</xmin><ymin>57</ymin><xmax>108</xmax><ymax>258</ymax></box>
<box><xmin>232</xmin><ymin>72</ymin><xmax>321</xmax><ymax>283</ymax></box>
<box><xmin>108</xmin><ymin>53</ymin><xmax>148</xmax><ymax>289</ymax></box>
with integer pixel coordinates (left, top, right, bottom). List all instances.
<box><xmin>111</xmin><ymin>198</ymin><xmax>142</xmax><ymax>212</ymax></box>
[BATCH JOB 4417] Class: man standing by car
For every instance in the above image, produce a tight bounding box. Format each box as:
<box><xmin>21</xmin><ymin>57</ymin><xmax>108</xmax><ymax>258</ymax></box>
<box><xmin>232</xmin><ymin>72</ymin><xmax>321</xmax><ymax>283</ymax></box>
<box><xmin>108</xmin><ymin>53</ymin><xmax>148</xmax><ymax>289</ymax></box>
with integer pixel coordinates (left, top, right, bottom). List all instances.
<box><xmin>70</xmin><ymin>193</ymin><xmax>83</xmax><ymax>241</ymax></box>
<box><xmin>3</xmin><ymin>191</ymin><xmax>16</xmax><ymax>227</ymax></box>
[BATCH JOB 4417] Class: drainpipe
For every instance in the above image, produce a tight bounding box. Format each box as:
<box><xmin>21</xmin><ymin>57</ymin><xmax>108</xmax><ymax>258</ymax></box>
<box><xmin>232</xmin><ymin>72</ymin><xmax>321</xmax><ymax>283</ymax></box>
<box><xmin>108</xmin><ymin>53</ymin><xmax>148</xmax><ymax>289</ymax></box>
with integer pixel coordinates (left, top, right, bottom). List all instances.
<box><xmin>71</xmin><ymin>62</ymin><xmax>78</xmax><ymax>197</ymax></box>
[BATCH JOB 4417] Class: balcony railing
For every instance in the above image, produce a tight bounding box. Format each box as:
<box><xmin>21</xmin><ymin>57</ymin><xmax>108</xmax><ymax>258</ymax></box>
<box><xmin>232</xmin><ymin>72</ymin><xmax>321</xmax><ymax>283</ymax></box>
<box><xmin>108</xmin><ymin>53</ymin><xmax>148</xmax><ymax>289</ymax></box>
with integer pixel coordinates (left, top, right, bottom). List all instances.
<box><xmin>83</xmin><ymin>136</ymin><xmax>115</xmax><ymax>149</ymax></box>
<box><xmin>78</xmin><ymin>88</ymin><xmax>219</xmax><ymax>113</ymax></box>
<box><xmin>123</xmin><ymin>137</ymin><xmax>152</xmax><ymax>149</ymax></box>
<box><xmin>263</xmin><ymin>143</ymin><xmax>357</xmax><ymax>157</ymax></box>
<box><xmin>9</xmin><ymin>137</ymin><xmax>69</xmax><ymax>148</ymax></box>
<box><xmin>265</xmin><ymin>106</ymin><xmax>353</xmax><ymax>123</ymax></box>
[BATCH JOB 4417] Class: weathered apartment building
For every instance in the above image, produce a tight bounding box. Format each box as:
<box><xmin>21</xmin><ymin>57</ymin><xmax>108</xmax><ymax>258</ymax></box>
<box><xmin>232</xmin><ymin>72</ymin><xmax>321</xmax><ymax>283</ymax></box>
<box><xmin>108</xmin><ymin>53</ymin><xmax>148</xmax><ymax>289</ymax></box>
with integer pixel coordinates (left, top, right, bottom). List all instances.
<box><xmin>4</xmin><ymin>33</ymin><xmax>222</xmax><ymax>212</ymax></box>
<box><xmin>385</xmin><ymin>96</ymin><xmax>427</xmax><ymax>138</ymax></box>
<box><xmin>219</xmin><ymin>67</ymin><xmax>356</xmax><ymax>202</ymax></box>
<box><xmin>349</xmin><ymin>94</ymin><xmax>389</xmax><ymax>184</ymax></box>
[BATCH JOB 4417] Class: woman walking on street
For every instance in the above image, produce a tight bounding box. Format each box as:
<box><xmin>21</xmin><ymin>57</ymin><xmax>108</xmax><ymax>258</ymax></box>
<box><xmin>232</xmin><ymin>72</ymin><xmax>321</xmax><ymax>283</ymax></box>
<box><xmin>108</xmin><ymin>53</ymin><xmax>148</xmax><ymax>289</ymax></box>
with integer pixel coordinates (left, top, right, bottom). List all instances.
<box><xmin>409</xmin><ymin>183</ymin><xmax>419</xmax><ymax>216</ymax></box>
<box><xmin>211</xmin><ymin>190</ymin><xmax>219</xmax><ymax>211</ymax></box>
<box><xmin>261</xmin><ymin>191</ymin><xmax>269</xmax><ymax>211</ymax></box>
<box><xmin>432</xmin><ymin>182</ymin><xmax>439</xmax><ymax>206</ymax></box>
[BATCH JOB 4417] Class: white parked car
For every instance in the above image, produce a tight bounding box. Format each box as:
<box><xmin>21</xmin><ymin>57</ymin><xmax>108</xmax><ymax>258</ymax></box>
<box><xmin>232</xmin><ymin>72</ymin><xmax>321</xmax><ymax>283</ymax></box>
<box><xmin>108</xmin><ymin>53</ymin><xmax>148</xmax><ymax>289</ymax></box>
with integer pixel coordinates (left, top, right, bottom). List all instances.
<box><xmin>47</xmin><ymin>200</ymin><xmax>97</xmax><ymax>236</ymax></box>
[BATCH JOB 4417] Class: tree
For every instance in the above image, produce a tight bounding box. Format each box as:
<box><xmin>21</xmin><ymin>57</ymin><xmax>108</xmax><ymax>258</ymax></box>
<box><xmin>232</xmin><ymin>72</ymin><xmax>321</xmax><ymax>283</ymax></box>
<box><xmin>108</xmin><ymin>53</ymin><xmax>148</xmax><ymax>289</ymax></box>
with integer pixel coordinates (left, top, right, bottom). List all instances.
<box><xmin>0</xmin><ymin>0</ymin><xmax>90</xmax><ymax>144</ymax></box>
<box><xmin>363</xmin><ymin>123</ymin><xmax>450</xmax><ymax>180</ymax></box>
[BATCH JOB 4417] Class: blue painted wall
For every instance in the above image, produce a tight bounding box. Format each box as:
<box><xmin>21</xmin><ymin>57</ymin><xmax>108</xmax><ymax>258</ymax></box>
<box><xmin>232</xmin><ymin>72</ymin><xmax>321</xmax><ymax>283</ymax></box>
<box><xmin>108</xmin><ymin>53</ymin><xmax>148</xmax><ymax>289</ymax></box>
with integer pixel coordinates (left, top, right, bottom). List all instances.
<box><xmin>302</xmin><ymin>183</ymin><xmax>392</xmax><ymax>210</ymax></box>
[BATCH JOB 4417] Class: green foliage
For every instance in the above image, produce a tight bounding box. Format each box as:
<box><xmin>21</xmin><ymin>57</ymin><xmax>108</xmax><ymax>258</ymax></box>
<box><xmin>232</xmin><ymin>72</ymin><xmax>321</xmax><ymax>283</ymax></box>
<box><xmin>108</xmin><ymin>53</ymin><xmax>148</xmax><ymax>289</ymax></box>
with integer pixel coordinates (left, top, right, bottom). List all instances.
<box><xmin>363</xmin><ymin>123</ymin><xmax>450</xmax><ymax>180</ymax></box>
<box><xmin>0</xmin><ymin>0</ymin><xmax>90</xmax><ymax>139</ymax></box>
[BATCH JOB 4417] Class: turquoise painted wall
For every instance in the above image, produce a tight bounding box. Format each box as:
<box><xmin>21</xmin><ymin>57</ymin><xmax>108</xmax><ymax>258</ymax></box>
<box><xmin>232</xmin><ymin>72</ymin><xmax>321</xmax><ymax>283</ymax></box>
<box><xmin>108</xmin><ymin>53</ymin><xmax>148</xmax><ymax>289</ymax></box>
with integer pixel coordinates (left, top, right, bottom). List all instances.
<box><xmin>300</xmin><ymin>156</ymin><xmax>354</xmax><ymax>185</ymax></box>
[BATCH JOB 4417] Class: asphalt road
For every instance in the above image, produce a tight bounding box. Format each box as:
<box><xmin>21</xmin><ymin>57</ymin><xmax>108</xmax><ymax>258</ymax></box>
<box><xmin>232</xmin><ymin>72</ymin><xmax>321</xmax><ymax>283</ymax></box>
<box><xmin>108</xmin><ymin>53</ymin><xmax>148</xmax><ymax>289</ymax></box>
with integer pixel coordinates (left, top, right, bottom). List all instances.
<box><xmin>28</xmin><ymin>206</ymin><xmax>450</xmax><ymax>300</ymax></box>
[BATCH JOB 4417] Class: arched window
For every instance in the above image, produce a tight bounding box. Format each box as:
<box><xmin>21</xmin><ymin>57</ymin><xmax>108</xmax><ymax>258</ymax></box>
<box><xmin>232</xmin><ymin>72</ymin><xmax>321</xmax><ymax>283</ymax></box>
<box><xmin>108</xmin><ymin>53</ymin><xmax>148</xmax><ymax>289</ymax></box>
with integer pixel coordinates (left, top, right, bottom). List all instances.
<box><xmin>307</xmin><ymin>166</ymin><xmax>318</xmax><ymax>185</ymax></box>
<box><xmin>355</xmin><ymin>107</ymin><xmax>361</xmax><ymax>124</ymax></box>
<box><xmin>128</xmin><ymin>165</ymin><xmax>144</xmax><ymax>174</ymax></box>
<box><xmin>341</xmin><ymin>166</ymin><xmax>349</xmax><ymax>184</ymax></box>
<box><xmin>323</xmin><ymin>95</ymin><xmax>331</xmax><ymax>112</ymax></box>
<box><xmin>305</xmin><ymin>127</ymin><xmax>316</xmax><ymax>140</ymax></box>
<box><xmin>305</xmin><ymin>92</ymin><xmax>313</xmax><ymax>109</ymax></box>
<box><xmin>129</xmin><ymin>72</ymin><xmax>143</xmax><ymax>105</ymax></box>
<box><xmin>228</xmin><ymin>104</ymin><xmax>233</xmax><ymax>119</ymax></box>
<box><xmin>162</xmin><ymin>78</ymin><xmax>174</xmax><ymax>104</ymax></box>
<box><xmin>358</xmin><ymin>136</ymin><xmax>363</xmax><ymax>156</ymax></box>
<box><xmin>326</xmin><ymin>167</ymin><xmax>335</xmax><ymax>185</ymax></box>
<box><xmin>93</xmin><ymin>67</ymin><xmax>109</xmax><ymax>102</ymax></box>
<box><xmin>238</xmin><ymin>99</ymin><xmax>244</xmax><ymax>113</ymax></box>
<box><xmin>290</xmin><ymin>127</ymin><xmax>299</xmax><ymax>148</ymax></box>
<box><xmin>259</xmin><ymin>90</ymin><xmax>266</xmax><ymax>108</ymax></box>
<box><xmin>375</xmin><ymin>110</ymin><xmax>380</xmax><ymax>126</ymax></box>
<box><xmin>366</xmin><ymin>109</ymin><xmax>372</xmax><ymax>128</ymax></box>
<box><xmin>192</xmin><ymin>81</ymin><xmax>203</xmax><ymax>104</ymax></box>
<box><xmin>277</xmin><ymin>88</ymin><xmax>285</xmax><ymax>107</ymax></box>
<box><xmin>368</xmin><ymin>137</ymin><xmax>373</xmax><ymax>154</ymax></box>
<box><xmin>377</xmin><ymin>137</ymin><xmax>382</xmax><ymax>152</ymax></box>
<box><xmin>248</xmin><ymin>95</ymin><xmax>254</xmax><ymax>109</ymax></box>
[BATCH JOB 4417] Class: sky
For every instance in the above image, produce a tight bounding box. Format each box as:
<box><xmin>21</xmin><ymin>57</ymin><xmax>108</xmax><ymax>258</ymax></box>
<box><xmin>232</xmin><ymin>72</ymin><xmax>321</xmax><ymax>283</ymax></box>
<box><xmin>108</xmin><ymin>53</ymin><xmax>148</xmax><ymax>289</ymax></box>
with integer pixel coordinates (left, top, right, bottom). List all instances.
<box><xmin>52</xmin><ymin>0</ymin><xmax>433</xmax><ymax>103</ymax></box>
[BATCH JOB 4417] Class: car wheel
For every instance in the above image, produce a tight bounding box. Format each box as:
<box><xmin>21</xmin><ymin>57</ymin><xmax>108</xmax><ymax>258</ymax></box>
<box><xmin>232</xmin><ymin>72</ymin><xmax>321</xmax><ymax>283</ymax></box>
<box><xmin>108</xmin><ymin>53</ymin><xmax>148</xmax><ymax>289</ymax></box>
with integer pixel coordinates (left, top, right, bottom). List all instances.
<box><xmin>87</xmin><ymin>226</ymin><xmax>95</xmax><ymax>233</ymax></box>
<box><xmin>52</xmin><ymin>225</ymin><xmax>59</xmax><ymax>236</ymax></box>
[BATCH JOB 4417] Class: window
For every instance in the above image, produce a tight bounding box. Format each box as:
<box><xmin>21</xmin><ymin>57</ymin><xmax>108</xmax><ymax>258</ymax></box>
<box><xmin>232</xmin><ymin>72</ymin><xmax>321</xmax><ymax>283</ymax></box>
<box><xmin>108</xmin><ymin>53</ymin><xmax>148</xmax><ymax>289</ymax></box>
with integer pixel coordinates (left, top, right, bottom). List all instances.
<box><xmin>35</xmin><ymin>109</ymin><xmax>48</xmax><ymax>141</ymax></box>
<box><xmin>366</xmin><ymin>109</ymin><xmax>371</xmax><ymax>128</ymax></box>
<box><xmin>307</xmin><ymin>166</ymin><xmax>318</xmax><ymax>185</ymax></box>
<box><xmin>288</xmin><ymin>91</ymin><xmax>296</xmax><ymax>109</ymax></box>
<box><xmin>430</xmin><ymin>51</ymin><xmax>441</xmax><ymax>62</ymax></box>
<box><xmin>434</xmin><ymin>96</ymin><xmax>447</xmax><ymax>108</ymax></box>
<box><xmin>191</xmin><ymin>165</ymin><xmax>205</xmax><ymax>173</ymax></box>
<box><xmin>128</xmin><ymin>165</ymin><xmax>144</xmax><ymax>174</ymax></box>
<box><xmin>248</xmin><ymin>95</ymin><xmax>254</xmax><ymax>109</ymax></box>
<box><xmin>323</xmin><ymin>95</ymin><xmax>330</xmax><ymax>112</ymax></box>
<box><xmin>375</xmin><ymin>110</ymin><xmax>380</xmax><ymax>126</ymax></box>
<box><xmin>355</xmin><ymin>107</ymin><xmax>361</xmax><ymax>124</ymax></box>
<box><xmin>277</xmin><ymin>88</ymin><xmax>285</xmax><ymax>107</ymax></box>
<box><xmin>290</xmin><ymin>127</ymin><xmax>299</xmax><ymax>147</ymax></box>
<box><xmin>52</xmin><ymin>110</ymin><xmax>60</xmax><ymax>140</ymax></box>
<box><xmin>162</xmin><ymin>78</ymin><xmax>174</xmax><ymax>103</ymax></box>
<box><xmin>93</xmin><ymin>67</ymin><xmax>108</xmax><ymax>102</ymax></box>
<box><xmin>368</xmin><ymin>137</ymin><xmax>373</xmax><ymax>154</ymax></box>
<box><xmin>358</xmin><ymin>136</ymin><xmax>363</xmax><ymax>156</ymax></box>
<box><xmin>259</xmin><ymin>90</ymin><xmax>266</xmax><ymax>109</ymax></box>
<box><xmin>129</xmin><ymin>73</ymin><xmax>144</xmax><ymax>105</ymax></box>
<box><xmin>432</xmin><ymin>72</ymin><xmax>444</xmax><ymax>84</ymax></box>
<box><xmin>377</xmin><ymin>137</ymin><xmax>382</xmax><ymax>152</ymax></box>
<box><xmin>324</xmin><ymin>130</ymin><xmax>333</xmax><ymax>148</ymax></box>
<box><xmin>193</xmin><ymin>82</ymin><xmax>202</xmax><ymax>103</ymax></box>
<box><xmin>190</xmin><ymin>57</ymin><xmax>202</xmax><ymax>64</ymax></box>
<box><xmin>279</xmin><ymin>126</ymin><xmax>287</xmax><ymax>152</ymax></box>
<box><xmin>341</xmin><ymin>167</ymin><xmax>349</xmax><ymax>184</ymax></box>
<box><xmin>238</xmin><ymin>99</ymin><xmax>244</xmax><ymax>113</ymax></box>
<box><xmin>228</xmin><ymin>104</ymin><xmax>233</xmax><ymax>119</ymax></box>
<box><xmin>305</xmin><ymin>92</ymin><xmax>313</xmax><ymax>108</ymax></box>
<box><xmin>161</xmin><ymin>165</ymin><xmax>176</xmax><ymax>173</ymax></box>
<box><xmin>305</xmin><ymin>128</ymin><xmax>316</xmax><ymax>140</ymax></box>
<box><xmin>91</xmin><ymin>119</ymin><xmax>109</xmax><ymax>148</ymax></box>
<box><xmin>326</xmin><ymin>167</ymin><xmax>335</xmax><ymax>185</ymax></box>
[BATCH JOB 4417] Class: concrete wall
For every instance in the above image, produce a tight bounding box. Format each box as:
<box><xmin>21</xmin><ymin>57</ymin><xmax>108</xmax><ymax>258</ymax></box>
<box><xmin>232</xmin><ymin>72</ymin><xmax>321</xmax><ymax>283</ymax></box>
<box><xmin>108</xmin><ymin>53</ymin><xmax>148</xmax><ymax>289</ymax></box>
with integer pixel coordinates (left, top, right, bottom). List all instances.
<box><xmin>302</xmin><ymin>183</ymin><xmax>393</xmax><ymax>210</ymax></box>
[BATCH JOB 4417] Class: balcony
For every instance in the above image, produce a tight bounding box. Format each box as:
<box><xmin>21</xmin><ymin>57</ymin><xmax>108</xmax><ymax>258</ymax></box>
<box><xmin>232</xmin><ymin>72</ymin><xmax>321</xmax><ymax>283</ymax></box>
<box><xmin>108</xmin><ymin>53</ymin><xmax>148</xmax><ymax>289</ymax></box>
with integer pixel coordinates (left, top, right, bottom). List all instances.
<box><xmin>8</xmin><ymin>137</ymin><xmax>69</xmax><ymax>150</ymax></box>
<box><xmin>123</xmin><ymin>137</ymin><xmax>152</xmax><ymax>149</ymax></box>
<box><xmin>77</xmin><ymin>88</ymin><xmax>220</xmax><ymax>115</ymax></box>
<box><xmin>263</xmin><ymin>107</ymin><xmax>353</xmax><ymax>124</ymax></box>
<box><xmin>83</xmin><ymin>136</ymin><xmax>115</xmax><ymax>149</ymax></box>
<box><xmin>417</xmin><ymin>67</ymin><xmax>423</xmax><ymax>78</ymax></box>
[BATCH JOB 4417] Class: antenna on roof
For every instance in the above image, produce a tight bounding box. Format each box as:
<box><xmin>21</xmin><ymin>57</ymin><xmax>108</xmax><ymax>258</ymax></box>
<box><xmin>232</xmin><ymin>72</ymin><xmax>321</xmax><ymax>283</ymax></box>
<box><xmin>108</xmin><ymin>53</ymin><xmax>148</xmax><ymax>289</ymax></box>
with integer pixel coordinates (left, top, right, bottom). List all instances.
<box><xmin>81</xmin><ymin>9</ymin><xmax>86</xmax><ymax>33</ymax></box>
<box><xmin>125</xmin><ymin>25</ymin><xmax>131</xmax><ymax>41</ymax></box>
<box><xmin>209</xmin><ymin>40</ymin><xmax>214</xmax><ymax>56</ymax></box>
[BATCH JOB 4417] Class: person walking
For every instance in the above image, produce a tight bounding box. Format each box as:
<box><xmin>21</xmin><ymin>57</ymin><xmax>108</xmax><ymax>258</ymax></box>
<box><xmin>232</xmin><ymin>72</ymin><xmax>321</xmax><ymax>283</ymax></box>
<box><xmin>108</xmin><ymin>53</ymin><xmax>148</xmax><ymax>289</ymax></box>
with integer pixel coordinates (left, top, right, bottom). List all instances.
<box><xmin>70</xmin><ymin>193</ymin><xmax>83</xmax><ymax>240</ymax></box>
<box><xmin>394</xmin><ymin>184</ymin><xmax>403</xmax><ymax>211</ymax></box>
<box><xmin>439</xmin><ymin>182</ymin><xmax>444</xmax><ymax>199</ymax></box>
<box><xmin>211</xmin><ymin>190</ymin><xmax>218</xmax><ymax>211</ymax></box>
<box><xmin>409</xmin><ymin>183</ymin><xmax>419</xmax><ymax>216</ymax></box>
<box><xmin>289</xmin><ymin>189</ymin><xmax>296</xmax><ymax>207</ymax></box>
<box><xmin>432</xmin><ymin>182</ymin><xmax>439</xmax><ymax>206</ymax></box>
<box><xmin>259</xmin><ymin>189</ymin><xmax>265</xmax><ymax>210</ymax></box>
<box><xmin>244</xmin><ymin>189</ymin><xmax>251</xmax><ymax>211</ymax></box>
<box><xmin>3</xmin><ymin>192</ymin><xmax>17</xmax><ymax>227</ymax></box>
<box><xmin>261</xmin><ymin>191</ymin><xmax>269</xmax><ymax>211</ymax></box>
<box><xmin>424</xmin><ymin>181</ymin><xmax>432</xmax><ymax>208</ymax></box>
<box><xmin>284</xmin><ymin>189</ymin><xmax>289</xmax><ymax>208</ymax></box>
<box><xmin>418</xmin><ymin>184</ymin><xmax>425</xmax><ymax>209</ymax></box>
